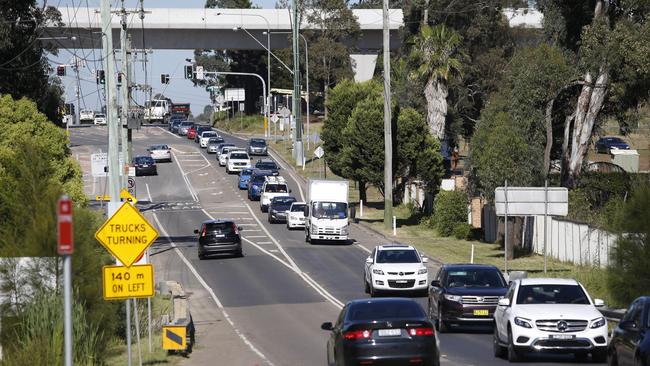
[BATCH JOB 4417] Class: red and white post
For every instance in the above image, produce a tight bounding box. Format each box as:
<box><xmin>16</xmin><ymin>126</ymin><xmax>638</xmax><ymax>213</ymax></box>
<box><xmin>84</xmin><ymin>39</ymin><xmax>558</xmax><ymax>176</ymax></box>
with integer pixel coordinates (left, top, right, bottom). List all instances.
<box><xmin>58</xmin><ymin>195</ymin><xmax>73</xmax><ymax>366</ymax></box>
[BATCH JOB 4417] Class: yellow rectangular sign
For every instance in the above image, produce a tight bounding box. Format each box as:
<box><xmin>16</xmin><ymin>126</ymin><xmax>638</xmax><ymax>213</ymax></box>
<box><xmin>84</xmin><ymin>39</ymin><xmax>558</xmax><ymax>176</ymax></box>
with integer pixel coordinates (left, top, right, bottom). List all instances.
<box><xmin>162</xmin><ymin>325</ymin><xmax>187</xmax><ymax>350</ymax></box>
<box><xmin>95</xmin><ymin>195</ymin><xmax>111</xmax><ymax>201</ymax></box>
<box><xmin>102</xmin><ymin>264</ymin><xmax>154</xmax><ymax>300</ymax></box>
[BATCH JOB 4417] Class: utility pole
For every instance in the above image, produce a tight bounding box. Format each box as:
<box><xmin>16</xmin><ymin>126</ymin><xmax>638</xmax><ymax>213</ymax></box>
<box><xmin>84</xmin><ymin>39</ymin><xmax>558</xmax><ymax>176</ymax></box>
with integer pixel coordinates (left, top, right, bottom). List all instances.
<box><xmin>292</xmin><ymin>0</ymin><xmax>303</xmax><ymax>166</ymax></box>
<box><xmin>382</xmin><ymin>0</ymin><xmax>393</xmax><ymax>230</ymax></box>
<box><xmin>101</xmin><ymin>0</ymin><xmax>120</xmax><ymax>210</ymax></box>
<box><xmin>120</xmin><ymin>1</ymin><xmax>130</xmax><ymax>188</ymax></box>
<box><xmin>73</xmin><ymin>57</ymin><xmax>81</xmax><ymax>129</ymax></box>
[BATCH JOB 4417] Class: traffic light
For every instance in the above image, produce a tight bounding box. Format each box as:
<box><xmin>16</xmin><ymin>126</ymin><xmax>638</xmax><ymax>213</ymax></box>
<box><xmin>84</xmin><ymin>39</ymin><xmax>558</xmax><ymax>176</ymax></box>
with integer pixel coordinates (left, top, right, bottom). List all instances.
<box><xmin>56</xmin><ymin>65</ymin><xmax>66</xmax><ymax>76</ymax></box>
<box><xmin>161</xmin><ymin>74</ymin><xmax>170</xmax><ymax>84</ymax></box>
<box><xmin>184</xmin><ymin>65</ymin><xmax>193</xmax><ymax>79</ymax></box>
<box><xmin>96</xmin><ymin>70</ymin><xmax>105</xmax><ymax>84</ymax></box>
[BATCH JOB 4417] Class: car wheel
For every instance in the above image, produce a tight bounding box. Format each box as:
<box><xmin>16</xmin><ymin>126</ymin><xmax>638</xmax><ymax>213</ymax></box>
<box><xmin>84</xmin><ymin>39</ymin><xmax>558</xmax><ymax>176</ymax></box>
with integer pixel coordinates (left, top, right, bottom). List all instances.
<box><xmin>364</xmin><ymin>274</ymin><xmax>370</xmax><ymax>294</ymax></box>
<box><xmin>198</xmin><ymin>252</ymin><xmax>205</xmax><ymax>260</ymax></box>
<box><xmin>437</xmin><ymin>305</ymin><xmax>448</xmax><ymax>333</ymax></box>
<box><xmin>305</xmin><ymin>231</ymin><xmax>311</xmax><ymax>243</ymax></box>
<box><xmin>507</xmin><ymin>327</ymin><xmax>521</xmax><ymax>362</ymax></box>
<box><xmin>608</xmin><ymin>349</ymin><xmax>619</xmax><ymax>366</ymax></box>
<box><xmin>369</xmin><ymin>282</ymin><xmax>377</xmax><ymax>297</ymax></box>
<box><xmin>493</xmin><ymin>326</ymin><xmax>506</xmax><ymax>358</ymax></box>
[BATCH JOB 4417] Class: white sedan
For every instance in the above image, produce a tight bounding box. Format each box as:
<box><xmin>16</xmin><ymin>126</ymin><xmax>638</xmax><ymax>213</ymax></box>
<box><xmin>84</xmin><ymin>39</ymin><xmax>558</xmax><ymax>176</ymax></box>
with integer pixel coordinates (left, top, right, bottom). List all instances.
<box><xmin>364</xmin><ymin>244</ymin><xmax>429</xmax><ymax>297</ymax></box>
<box><xmin>286</xmin><ymin>202</ymin><xmax>306</xmax><ymax>229</ymax></box>
<box><xmin>148</xmin><ymin>144</ymin><xmax>171</xmax><ymax>162</ymax></box>
<box><xmin>199</xmin><ymin>131</ymin><xmax>218</xmax><ymax>148</ymax></box>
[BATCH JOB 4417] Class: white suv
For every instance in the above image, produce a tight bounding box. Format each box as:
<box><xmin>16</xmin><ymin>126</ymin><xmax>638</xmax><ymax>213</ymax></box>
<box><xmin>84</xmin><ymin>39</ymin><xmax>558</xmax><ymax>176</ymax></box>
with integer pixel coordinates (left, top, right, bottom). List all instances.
<box><xmin>226</xmin><ymin>150</ymin><xmax>251</xmax><ymax>174</ymax></box>
<box><xmin>199</xmin><ymin>131</ymin><xmax>218</xmax><ymax>148</ymax></box>
<box><xmin>364</xmin><ymin>244</ymin><xmax>429</xmax><ymax>297</ymax></box>
<box><xmin>260</xmin><ymin>176</ymin><xmax>290</xmax><ymax>212</ymax></box>
<box><xmin>493</xmin><ymin>278</ymin><xmax>608</xmax><ymax>363</ymax></box>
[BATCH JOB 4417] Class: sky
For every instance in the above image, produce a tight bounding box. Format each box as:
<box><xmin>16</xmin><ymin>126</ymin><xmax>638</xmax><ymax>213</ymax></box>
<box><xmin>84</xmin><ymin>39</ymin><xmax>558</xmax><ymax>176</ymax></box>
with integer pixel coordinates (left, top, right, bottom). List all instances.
<box><xmin>46</xmin><ymin>0</ymin><xmax>278</xmax><ymax>116</ymax></box>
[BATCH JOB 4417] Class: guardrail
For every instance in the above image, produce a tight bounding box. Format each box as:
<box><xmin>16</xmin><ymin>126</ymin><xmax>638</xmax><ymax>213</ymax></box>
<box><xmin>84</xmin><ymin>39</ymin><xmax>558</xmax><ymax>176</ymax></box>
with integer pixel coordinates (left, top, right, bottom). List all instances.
<box><xmin>159</xmin><ymin>281</ymin><xmax>195</xmax><ymax>355</ymax></box>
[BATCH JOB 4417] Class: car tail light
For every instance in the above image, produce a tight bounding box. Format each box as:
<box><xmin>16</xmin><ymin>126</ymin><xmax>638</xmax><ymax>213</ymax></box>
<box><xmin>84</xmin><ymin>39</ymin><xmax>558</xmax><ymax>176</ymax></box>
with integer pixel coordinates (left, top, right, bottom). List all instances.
<box><xmin>343</xmin><ymin>329</ymin><xmax>371</xmax><ymax>340</ymax></box>
<box><xmin>201</xmin><ymin>226</ymin><xmax>206</xmax><ymax>237</ymax></box>
<box><xmin>408</xmin><ymin>327</ymin><xmax>434</xmax><ymax>337</ymax></box>
<box><xmin>232</xmin><ymin>223</ymin><xmax>239</xmax><ymax>235</ymax></box>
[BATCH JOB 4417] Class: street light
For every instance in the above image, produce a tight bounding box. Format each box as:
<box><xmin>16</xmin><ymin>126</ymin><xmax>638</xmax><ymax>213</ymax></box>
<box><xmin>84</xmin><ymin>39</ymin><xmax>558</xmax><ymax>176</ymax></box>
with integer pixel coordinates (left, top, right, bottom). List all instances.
<box><xmin>217</xmin><ymin>12</ymin><xmax>272</xmax><ymax>139</ymax></box>
<box><xmin>265</xmin><ymin>31</ymin><xmax>310</xmax><ymax>150</ymax></box>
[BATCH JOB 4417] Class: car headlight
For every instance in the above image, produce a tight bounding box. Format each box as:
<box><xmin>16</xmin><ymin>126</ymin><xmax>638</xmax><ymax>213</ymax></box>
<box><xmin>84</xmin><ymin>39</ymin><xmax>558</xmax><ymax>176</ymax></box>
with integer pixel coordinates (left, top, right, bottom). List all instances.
<box><xmin>514</xmin><ymin>317</ymin><xmax>533</xmax><ymax>329</ymax></box>
<box><xmin>590</xmin><ymin>317</ymin><xmax>606</xmax><ymax>329</ymax></box>
<box><xmin>418</xmin><ymin>268</ymin><xmax>428</xmax><ymax>275</ymax></box>
<box><xmin>372</xmin><ymin>269</ymin><xmax>384</xmax><ymax>275</ymax></box>
<box><xmin>443</xmin><ymin>294</ymin><xmax>461</xmax><ymax>302</ymax></box>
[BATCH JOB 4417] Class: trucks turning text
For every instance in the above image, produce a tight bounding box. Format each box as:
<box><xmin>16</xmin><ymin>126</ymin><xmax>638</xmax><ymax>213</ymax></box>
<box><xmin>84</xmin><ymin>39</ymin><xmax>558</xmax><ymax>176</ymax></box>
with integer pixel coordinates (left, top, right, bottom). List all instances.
<box><xmin>305</xmin><ymin>179</ymin><xmax>349</xmax><ymax>243</ymax></box>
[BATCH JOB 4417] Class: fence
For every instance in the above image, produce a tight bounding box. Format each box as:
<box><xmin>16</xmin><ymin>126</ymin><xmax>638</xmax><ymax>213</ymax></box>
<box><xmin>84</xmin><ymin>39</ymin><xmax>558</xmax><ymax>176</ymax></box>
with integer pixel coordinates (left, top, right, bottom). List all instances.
<box><xmin>530</xmin><ymin>216</ymin><xmax>617</xmax><ymax>267</ymax></box>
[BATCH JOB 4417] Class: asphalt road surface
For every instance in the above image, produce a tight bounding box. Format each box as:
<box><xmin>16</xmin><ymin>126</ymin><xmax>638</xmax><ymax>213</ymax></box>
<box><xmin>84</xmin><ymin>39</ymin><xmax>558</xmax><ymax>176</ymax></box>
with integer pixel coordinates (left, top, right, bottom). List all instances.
<box><xmin>71</xmin><ymin>125</ymin><xmax>603</xmax><ymax>366</ymax></box>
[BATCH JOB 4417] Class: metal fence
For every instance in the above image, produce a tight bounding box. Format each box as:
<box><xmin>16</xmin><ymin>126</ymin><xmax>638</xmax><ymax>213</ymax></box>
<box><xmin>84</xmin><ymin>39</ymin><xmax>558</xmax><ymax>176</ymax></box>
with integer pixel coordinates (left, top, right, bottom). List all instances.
<box><xmin>529</xmin><ymin>216</ymin><xmax>617</xmax><ymax>268</ymax></box>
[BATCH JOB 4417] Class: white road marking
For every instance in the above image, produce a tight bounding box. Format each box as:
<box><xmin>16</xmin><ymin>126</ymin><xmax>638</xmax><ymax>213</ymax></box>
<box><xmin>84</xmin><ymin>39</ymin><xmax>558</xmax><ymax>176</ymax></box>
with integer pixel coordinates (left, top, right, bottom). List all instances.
<box><xmin>256</xmin><ymin>242</ymin><xmax>273</xmax><ymax>245</ymax></box>
<box><xmin>158</xmin><ymin>126</ymin><xmax>182</xmax><ymax>139</ymax></box>
<box><xmin>244</xmin><ymin>236</ymin><xmax>267</xmax><ymax>238</ymax></box>
<box><xmin>171</xmin><ymin>151</ymin><xmax>198</xmax><ymax>202</ymax></box>
<box><xmin>151</xmin><ymin>213</ymin><xmax>272</xmax><ymax>365</ymax></box>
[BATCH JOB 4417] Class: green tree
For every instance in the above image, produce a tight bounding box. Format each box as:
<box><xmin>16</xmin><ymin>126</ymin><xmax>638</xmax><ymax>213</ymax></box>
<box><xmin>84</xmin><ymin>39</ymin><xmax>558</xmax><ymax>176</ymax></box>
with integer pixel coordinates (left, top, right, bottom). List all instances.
<box><xmin>607</xmin><ymin>183</ymin><xmax>650</xmax><ymax>307</ymax></box>
<box><xmin>0</xmin><ymin>1</ymin><xmax>64</xmax><ymax>125</ymax></box>
<box><xmin>409</xmin><ymin>25</ymin><xmax>465</xmax><ymax>140</ymax></box>
<box><xmin>431</xmin><ymin>190</ymin><xmax>467</xmax><ymax>236</ymax></box>
<box><xmin>321</xmin><ymin>79</ymin><xmax>380</xmax><ymax>180</ymax></box>
<box><xmin>395</xmin><ymin>108</ymin><xmax>444</xmax><ymax>197</ymax></box>
<box><xmin>341</xmin><ymin>94</ymin><xmax>385</xmax><ymax>200</ymax></box>
<box><xmin>304</xmin><ymin>0</ymin><xmax>360</xmax><ymax>118</ymax></box>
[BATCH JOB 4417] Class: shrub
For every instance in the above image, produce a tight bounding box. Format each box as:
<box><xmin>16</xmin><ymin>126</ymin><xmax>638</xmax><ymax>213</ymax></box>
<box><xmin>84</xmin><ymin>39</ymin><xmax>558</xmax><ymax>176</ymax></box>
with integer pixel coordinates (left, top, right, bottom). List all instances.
<box><xmin>452</xmin><ymin>222</ymin><xmax>473</xmax><ymax>240</ymax></box>
<box><xmin>431</xmin><ymin>190</ymin><xmax>467</xmax><ymax>236</ymax></box>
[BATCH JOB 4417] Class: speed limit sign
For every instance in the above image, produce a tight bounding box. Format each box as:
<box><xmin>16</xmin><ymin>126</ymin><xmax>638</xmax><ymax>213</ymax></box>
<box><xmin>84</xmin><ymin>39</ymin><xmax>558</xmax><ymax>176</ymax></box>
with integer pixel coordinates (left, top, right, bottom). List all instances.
<box><xmin>127</xmin><ymin>177</ymin><xmax>136</xmax><ymax>196</ymax></box>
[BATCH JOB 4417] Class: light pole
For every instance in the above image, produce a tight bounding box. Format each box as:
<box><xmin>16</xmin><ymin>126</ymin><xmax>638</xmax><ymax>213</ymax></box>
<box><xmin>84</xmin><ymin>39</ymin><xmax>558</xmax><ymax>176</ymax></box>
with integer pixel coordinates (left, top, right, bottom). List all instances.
<box><xmin>265</xmin><ymin>31</ymin><xmax>310</xmax><ymax>150</ymax></box>
<box><xmin>217</xmin><ymin>12</ymin><xmax>271</xmax><ymax>139</ymax></box>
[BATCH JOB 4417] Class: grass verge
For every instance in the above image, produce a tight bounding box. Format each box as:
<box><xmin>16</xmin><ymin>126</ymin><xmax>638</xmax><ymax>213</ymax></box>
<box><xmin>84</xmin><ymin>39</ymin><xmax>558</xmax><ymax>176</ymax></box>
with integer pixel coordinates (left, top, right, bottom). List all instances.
<box><xmin>105</xmin><ymin>295</ymin><xmax>180</xmax><ymax>365</ymax></box>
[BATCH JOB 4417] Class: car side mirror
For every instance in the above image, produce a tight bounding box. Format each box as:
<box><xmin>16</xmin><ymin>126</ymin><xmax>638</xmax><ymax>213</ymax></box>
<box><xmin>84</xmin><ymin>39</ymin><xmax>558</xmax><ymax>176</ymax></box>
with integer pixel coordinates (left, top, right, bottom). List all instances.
<box><xmin>422</xmin><ymin>257</ymin><xmax>429</xmax><ymax>263</ymax></box>
<box><xmin>193</xmin><ymin>229</ymin><xmax>199</xmax><ymax>234</ymax></box>
<box><xmin>430</xmin><ymin>280</ymin><xmax>441</xmax><ymax>288</ymax></box>
<box><xmin>238</xmin><ymin>226</ymin><xmax>244</xmax><ymax>231</ymax></box>
<box><xmin>593</xmin><ymin>299</ymin><xmax>605</xmax><ymax>307</ymax></box>
<box><xmin>620</xmin><ymin>320</ymin><xmax>638</xmax><ymax>331</ymax></box>
<box><xmin>498</xmin><ymin>298</ymin><xmax>510</xmax><ymax>307</ymax></box>
<box><xmin>289</xmin><ymin>189</ymin><xmax>292</xmax><ymax>193</ymax></box>
<box><xmin>321</xmin><ymin>322</ymin><xmax>333</xmax><ymax>331</ymax></box>
<box><xmin>365</xmin><ymin>257</ymin><xmax>373</xmax><ymax>264</ymax></box>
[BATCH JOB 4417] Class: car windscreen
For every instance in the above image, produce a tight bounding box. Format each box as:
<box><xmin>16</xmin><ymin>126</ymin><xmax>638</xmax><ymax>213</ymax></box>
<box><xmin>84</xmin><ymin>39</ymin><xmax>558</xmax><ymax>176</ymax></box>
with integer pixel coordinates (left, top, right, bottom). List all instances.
<box><xmin>376</xmin><ymin>249</ymin><xmax>420</xmax><ymax>264</ymax></box>
<box><xmin>251</xmin><ymin>175</ymin><xmax>267</xmax><ymax>184</ymax></box>
<box><xmin>230</xmin><ymin>153</ymin><xmax>249</xmax><ymax>160</ymax></box>
<box><xmin>311</xmin><ymin>202</ymin><xmax>347</xmax><ymax>219</ymax></box>
<box><xmin>202</xmin><ymin>132</ymin><xmax>217</xmax><ymax>138</ymax></box>
<box><xmin>208</xmin><ymin>138</ymin><xmax>222</xmax><ymax>143</ymax></box>
<box><xmin>347</xmin><ymin>301</ymin><xmax>425</xmax><ymax>321</ymax></box>
<box><xmin>95</xmin><ymin>114</ymin><xmax>105</xmax><ymax>118</ymax></box>
<box><xmin>180</xmin><ymin>122</ymin><xmax>194</xmax><ymax>127</ymax></box>
<box><xmin>205</xmin><ymin>222</ymin><xmax>235</xmax><ymax>234</ymax></box>
<box><xmin>264</xmin><ymin>184</ymin><xmax>288</xmax><ymax>193</ymax></box>
<box><xmin>444</xmin><ymin>269</ymin><xmax>506</xmax><ymax>288</ymax></box>
<box><xmin>240</xmin><ymin>169</ymin><xmax>254</xmax><ymax>176</ymax></box>
<box><xmin>250</xmin><ymin>140</ymin><xmax>266</xmax><ymax>147</ymax></box>
<box><xmin>290</xmin><ymin>204</ymin><xmax>305</xmax><ymax>212</ymax></box>
<box><xmin>256</xmin><ymin>162</ymin><xmax>277</xmax><ymax>170</ymax></box>
<box><xmin>272</xmin><ymin>197</ymin><xmax>295</xmax><ymax>206</ymax></box>
<box><xmin>134</xmin><ymin>157</ymin><xmax>154</xmax><ymax>164</ymax></box>
<box><xmin>516</xmin><ymin>284</ymin><xmax>590</xmax><ymax>305</ymax></box>
<box><xmin>151</xmin><ymin>145</ymin><xmax>168</xmax><ymax>150</ymax></box>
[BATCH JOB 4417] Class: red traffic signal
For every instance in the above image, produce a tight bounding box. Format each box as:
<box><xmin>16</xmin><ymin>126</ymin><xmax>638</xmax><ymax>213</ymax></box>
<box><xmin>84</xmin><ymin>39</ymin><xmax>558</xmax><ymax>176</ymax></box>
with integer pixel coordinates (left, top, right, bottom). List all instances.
<box><xmin>57</xmin><ymin>195</ymin><xmax>73</xmax><ymax>255</ymax></box>
<box><xmin>57</xmin><ymin>65</ymin><xmax>66</xmax><ymax>76</ymax></box>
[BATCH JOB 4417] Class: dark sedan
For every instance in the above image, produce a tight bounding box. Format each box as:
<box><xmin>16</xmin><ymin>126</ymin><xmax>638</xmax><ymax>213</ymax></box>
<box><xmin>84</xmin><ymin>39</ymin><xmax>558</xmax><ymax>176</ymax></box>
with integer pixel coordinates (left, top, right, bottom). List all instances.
<box><xmin>595</xmin><ymin>136</ymin><xmax>630</xmax><ymax>154</ymax></box>
<box><xmin>428</xmin><ymin>264</ymin><xmax>507</xmax><ymax>333</ymax></box>
<box><xmin>608</xmin><ymin>296</ymin><xmax>650</xmax><ymax>366</ymax></box>
<box><xmin>322</xmin><ymin>298</ymin><xmax>440</xmax><ymax>366</ymax></box>
<box><xmin>254</xmin><ymin>159</ymin><xmax>280</xmax><ymax>175</ymax></box>
<box><xmin>132</xmin><ymin>156</ymin><xmax>157</xmax><ymax>176</ymax></box>
<box><xmin>194</xmin><ymin>220</ymin><xmax>243</xmax><ymax>259</ymax></box>
<box><xmin>268</xmin><ymin>196</ymin><xmax>296</xmax><ymax>223</ymax></box>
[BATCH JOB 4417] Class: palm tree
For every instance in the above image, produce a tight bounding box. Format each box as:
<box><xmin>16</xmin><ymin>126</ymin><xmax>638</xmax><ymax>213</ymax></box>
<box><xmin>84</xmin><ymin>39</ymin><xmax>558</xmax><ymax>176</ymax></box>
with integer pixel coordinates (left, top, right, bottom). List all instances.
<box><xmin>411</xmin><ymin>25</ymin><xmax>465</xmax><ymax>140</ymax></box>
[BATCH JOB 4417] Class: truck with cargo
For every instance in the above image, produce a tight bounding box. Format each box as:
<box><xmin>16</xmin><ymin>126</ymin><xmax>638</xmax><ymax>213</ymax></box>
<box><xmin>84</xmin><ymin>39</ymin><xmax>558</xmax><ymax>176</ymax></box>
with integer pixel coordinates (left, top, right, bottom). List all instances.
<box><xmin>171</xmin><ymin>103</ymin><xmax>191</xmax><ymax>118</ymax></box>
<box><xmin>304</xmin><ymin>179</ymin><xmax>349</xmax><ymax>243</ymax></box>
<box><xmin>144</xmin><ymin>99</ymin><xmax>171</xmax><ymax>124</ymax></box>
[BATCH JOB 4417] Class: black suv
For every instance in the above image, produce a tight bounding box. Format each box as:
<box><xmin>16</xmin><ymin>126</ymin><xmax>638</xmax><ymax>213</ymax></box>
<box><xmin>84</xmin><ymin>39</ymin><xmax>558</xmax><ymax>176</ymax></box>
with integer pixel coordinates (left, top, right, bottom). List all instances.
<box><xmin>132</xmin><ymin>156</ymin><xmax>157</xmax><ymax>176</ymax></box>
<box><xmin>254</xmin><ymin>159</ymin><xmax>280</xmax><ymax>175</ymax></box>
<box><xmin>194</xmin><ymin>220</ymin><xmax>243</xmax><ymax>259</ymax></box>
<box><xmin>428</xmin><ymin>264</ymin><xmax>507</xmax><ymax>332</ymax></box>
<box><xmin>268</xmin><ymin>196</ymin><xmax>296</xmax><ymax>223</ymax></box>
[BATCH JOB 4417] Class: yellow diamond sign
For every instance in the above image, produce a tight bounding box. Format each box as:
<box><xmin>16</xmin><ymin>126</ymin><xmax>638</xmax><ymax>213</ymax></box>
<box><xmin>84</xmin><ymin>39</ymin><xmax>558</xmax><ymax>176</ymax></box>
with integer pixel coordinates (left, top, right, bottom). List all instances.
<box><xmin>95</xmin><ymin>202</ymin><xmax>158</xmax><ymax>267</ymax></box>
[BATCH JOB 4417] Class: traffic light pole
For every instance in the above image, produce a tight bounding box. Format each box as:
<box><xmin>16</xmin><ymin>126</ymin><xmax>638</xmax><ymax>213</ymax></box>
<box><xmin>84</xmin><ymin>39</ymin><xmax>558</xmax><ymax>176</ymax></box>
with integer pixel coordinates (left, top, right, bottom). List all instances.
<box><xmin>382</xmin><ymin>0</ymin><xmax>393</xmax><ymax>230</ymax></box>
<box><xmin>120</xmin><ymin>1</ymin><xmax>130</xmax><ymax>188</ymax></box>
<box><xmin>292</xmin><ymin>0</ymin><xmax>303</xmax><ymax>166</ymax></box>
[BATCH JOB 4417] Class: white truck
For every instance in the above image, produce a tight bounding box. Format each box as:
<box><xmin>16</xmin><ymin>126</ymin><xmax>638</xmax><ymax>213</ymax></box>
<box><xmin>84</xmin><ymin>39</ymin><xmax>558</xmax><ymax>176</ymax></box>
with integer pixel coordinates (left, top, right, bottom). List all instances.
<box><xmin>304</xmin><ymin>179</ymin><xmax>349</xmax><ymax>243</ymax></box>
<box><xmin>144</xmin><ymin>99</ymin><xmax>170</xmax><ymax>124</ymax></box>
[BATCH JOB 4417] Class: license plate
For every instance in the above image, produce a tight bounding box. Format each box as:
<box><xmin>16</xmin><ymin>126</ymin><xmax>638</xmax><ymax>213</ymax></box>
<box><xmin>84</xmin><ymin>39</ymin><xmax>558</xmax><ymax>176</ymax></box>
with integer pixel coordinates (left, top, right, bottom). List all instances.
<box><xmin>550</xmin><ymin>334</ymin><xmax>575</xmax><ymax>340</ymax></box>
<box><xmin>378</xmin><ymin>329</ymin><xmax>401</xmax><ymax>337</ymax></box>
<box><xmin>473</xmin><ymin>309</ymin><xmax>489</xmax><ymax>316</ymax></box>
<box><xmin>213</xmin><ymin>234</ymin><xmax>225</xmax><ymax>238</ymax></box>
<box><xmin>396</xmin><ymin>280</ymin><xmax>408</xmax><ymax>284</ymax></box>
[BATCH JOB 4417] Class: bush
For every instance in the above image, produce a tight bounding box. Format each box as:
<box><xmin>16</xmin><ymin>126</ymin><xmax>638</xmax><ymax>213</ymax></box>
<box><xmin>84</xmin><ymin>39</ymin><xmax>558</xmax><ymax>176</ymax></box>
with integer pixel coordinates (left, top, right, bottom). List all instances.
<box><xmin>452</xmin><ymin>222</ymin><xmax>473</xmax><ymax>240</ymax></box>
<box><xmin>431</xmin><ymin>191</ymin><xmax>467</xmax><ymax>236</ymax></box>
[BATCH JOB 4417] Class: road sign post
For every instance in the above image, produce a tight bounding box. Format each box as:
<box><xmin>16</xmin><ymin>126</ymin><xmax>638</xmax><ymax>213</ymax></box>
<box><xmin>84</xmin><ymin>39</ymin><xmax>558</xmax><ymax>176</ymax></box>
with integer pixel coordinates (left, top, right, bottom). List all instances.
<box><xmin>58</xmin><ymin>195</ymin><xmax>73</xmax><ymax>366</ymax></box>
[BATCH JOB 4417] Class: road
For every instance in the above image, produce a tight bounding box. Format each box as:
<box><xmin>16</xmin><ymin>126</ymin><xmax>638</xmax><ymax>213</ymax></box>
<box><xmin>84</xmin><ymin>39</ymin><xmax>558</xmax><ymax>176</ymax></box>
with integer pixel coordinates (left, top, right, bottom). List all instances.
<box><xmin>72</xmin><ymin>125</ymin><xmax>602</xmax><ymax>366</ymax></box>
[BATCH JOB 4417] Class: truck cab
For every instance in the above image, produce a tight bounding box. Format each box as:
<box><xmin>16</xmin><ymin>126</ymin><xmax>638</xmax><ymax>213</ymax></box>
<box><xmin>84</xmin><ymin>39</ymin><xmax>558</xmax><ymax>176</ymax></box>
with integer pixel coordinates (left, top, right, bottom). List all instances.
<box><xmin>260</xmin><ymin>176</ymin><xmax>290</xmax><ymax>212</ymax></box>
<box><xmin>305</xmin><ymin>179</ymin><xmax>349</xmax><ymax>243</ymax></box>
